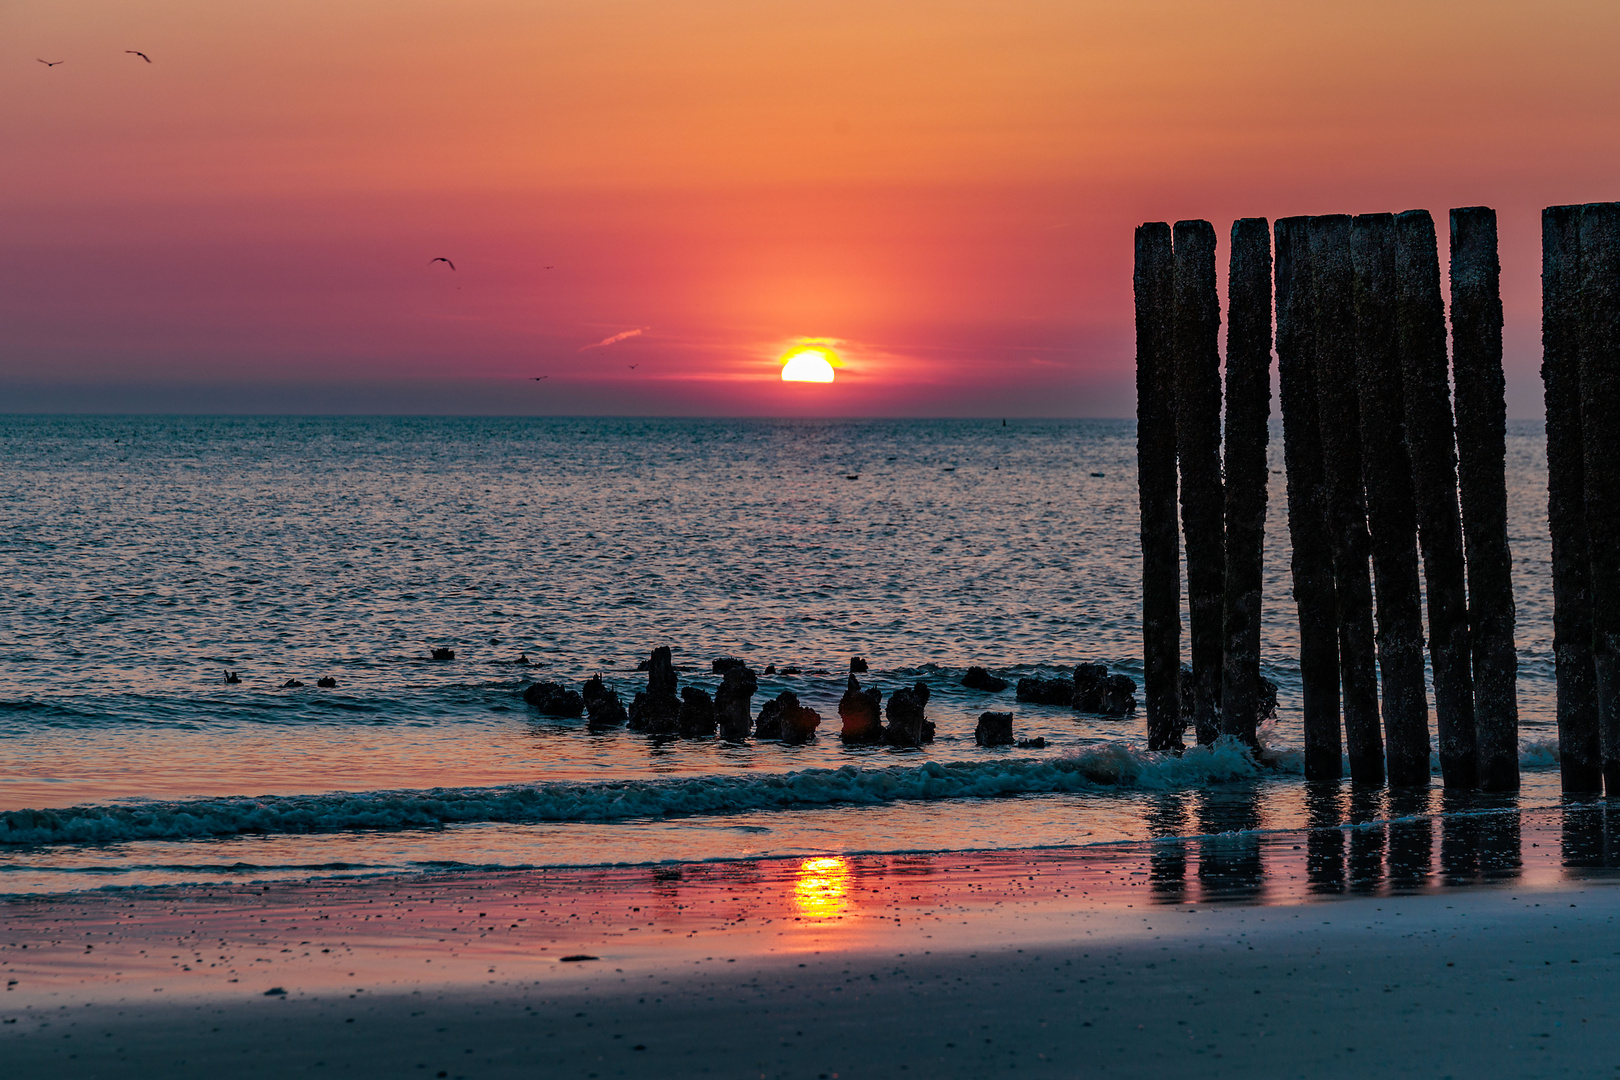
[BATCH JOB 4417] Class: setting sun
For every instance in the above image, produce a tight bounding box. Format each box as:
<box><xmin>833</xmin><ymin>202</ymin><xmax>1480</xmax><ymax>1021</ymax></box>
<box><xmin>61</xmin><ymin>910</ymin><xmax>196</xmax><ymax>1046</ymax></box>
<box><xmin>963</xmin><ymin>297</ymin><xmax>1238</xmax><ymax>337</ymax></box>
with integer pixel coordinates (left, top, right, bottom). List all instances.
<box><xmin>780</xmin><ymin>347</ymin><xmax>837</xmax><ymax>383</ymax></box>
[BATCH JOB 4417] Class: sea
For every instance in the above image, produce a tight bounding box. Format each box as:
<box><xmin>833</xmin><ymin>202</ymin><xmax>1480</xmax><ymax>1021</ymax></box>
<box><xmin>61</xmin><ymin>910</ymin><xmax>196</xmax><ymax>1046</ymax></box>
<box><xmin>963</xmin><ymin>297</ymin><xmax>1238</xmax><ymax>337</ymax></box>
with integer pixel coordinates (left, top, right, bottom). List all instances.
<box><xmin>0</xmin><ymin>416</ymin><xmax>1565</xmax><ymax>896</ymax></box>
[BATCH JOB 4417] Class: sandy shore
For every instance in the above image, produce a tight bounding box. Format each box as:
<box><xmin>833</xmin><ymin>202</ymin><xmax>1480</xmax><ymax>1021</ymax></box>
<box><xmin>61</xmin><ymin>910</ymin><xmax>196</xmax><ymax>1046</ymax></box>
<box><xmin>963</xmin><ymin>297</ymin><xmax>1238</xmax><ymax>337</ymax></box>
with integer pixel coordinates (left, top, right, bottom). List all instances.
<box><xmin>4</xmin><ymin>807</ymin><xmax>1619</xmax><ymax>1077</ymax></box>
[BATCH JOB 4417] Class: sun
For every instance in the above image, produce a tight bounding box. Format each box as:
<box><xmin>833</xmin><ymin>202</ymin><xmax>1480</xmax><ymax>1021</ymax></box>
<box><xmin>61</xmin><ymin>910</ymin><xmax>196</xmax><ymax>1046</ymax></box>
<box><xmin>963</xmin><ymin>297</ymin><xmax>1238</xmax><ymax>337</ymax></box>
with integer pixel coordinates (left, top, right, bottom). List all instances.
<box><xmin>780</xmin><ymin>346</ymin><xmax>837</xmax><ymax>383</ymax></box>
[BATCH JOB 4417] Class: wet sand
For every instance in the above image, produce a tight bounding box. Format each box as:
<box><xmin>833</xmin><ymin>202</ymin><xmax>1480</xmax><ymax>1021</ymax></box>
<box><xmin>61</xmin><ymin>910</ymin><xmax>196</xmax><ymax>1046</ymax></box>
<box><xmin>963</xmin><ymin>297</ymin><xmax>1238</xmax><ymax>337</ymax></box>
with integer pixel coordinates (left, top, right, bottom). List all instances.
<box><xmin>5</xmin><ymin>805</ymin><xmax>1620</xmax><ymax>1077</ymax></box>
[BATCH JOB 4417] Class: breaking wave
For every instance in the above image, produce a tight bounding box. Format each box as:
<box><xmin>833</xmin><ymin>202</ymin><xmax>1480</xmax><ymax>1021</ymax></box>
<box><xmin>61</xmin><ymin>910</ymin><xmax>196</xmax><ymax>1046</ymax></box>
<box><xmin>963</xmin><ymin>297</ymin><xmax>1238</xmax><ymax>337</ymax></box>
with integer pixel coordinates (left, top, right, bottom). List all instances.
<box><xmin>1</xmin><ymin>740</ymin><xmax>1272</xmax><ymax>847</ymax></box>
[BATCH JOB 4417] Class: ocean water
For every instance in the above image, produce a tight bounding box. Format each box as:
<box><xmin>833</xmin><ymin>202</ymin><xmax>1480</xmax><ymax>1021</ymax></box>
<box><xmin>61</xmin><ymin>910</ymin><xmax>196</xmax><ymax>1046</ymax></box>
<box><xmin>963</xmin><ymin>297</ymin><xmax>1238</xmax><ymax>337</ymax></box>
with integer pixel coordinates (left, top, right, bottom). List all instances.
<box><xmin>0</xmin><ymin>416</ymin><xmax>1563</xmax><ymax>894</ymax></box>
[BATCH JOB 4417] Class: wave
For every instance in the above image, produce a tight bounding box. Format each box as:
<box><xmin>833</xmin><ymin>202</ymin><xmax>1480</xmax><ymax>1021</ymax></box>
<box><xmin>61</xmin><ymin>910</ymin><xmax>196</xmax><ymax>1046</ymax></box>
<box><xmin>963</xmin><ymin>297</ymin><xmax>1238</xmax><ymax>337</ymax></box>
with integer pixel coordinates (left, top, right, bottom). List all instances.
<box><xmin>0</xmin><ymin>733</ymin><xmax>1568</xmax><ymax>850</ymax></box>
<box><xmin>0</xmin><ymin>740</ymin><xmax>1272</xmax><ymax>847</ymax></box>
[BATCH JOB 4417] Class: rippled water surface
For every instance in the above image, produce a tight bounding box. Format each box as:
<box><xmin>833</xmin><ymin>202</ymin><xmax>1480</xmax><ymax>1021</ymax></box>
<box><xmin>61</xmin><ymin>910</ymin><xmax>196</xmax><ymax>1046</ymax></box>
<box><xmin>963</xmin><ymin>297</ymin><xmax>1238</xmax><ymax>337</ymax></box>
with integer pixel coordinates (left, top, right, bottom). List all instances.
<box><xmin>0</xmin><ymin>416</ymin><xmax>1560</xmax><ymax>893</ymax></box>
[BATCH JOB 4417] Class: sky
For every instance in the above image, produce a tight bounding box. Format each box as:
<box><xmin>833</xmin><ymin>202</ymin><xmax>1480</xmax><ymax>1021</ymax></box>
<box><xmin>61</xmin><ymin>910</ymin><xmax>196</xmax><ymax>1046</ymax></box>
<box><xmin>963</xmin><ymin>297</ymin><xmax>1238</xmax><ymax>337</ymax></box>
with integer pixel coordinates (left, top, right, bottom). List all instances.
<box><xmin>4</xmin><ymin>0</ymin><xmax>1620</xmax><ymax>416</ymax></box>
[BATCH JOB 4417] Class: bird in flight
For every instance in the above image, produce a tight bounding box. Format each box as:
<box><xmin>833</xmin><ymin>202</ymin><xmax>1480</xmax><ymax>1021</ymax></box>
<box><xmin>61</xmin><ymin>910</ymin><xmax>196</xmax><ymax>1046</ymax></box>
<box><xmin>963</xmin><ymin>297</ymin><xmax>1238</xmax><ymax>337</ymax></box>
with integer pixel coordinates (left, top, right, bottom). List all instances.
<box><xmin>530</xmin><ymin>376</ymin><xmax>549</xmax><ymax>381</ymax></box>
<box><xmin>429</xmin><ymin>257</ymin><xmax>456</xmax><ymax>270</ymax></box>
<box><xmin>627</xmin><ymin>364</ymin><xmax>638</xmax><ymax>370</ymax></box>
<box><xmin>38</xmin><ymin>59</ymin><xmax>64</xmax><ymax>67</ymax></box>
<box><xmin>126</xmin><ymin>50</ymin><xmax>151</xmax><ymax>63</ymax></box>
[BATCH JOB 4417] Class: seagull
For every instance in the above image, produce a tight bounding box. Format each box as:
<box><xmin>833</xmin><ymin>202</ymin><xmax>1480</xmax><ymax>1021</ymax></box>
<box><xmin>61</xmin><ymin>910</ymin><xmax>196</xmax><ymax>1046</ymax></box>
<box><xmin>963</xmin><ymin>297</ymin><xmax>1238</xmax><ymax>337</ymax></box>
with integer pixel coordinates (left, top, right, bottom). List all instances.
<box><xmin>429</xmin><ymin>257</ymin><xmax>455</xmax><ymax>270</ymax></box>
<box><xmin>530</xmin><ymin>376</ymin><xmax>549</xmax><ymax>381</ymax></box>
<box><xmin>126</xmin><ymin>50</ymin><xmax>151</xmax><ymax>63</ymax></box>
<box><xmin>38</xmin><ymin>59</ymin><xmax>64</xmax><ymax>67</ymax></box>
<box><xmin>627</xmin><ymin>364</ymin><xmax>638</xmax><ymax>370</ymax></box>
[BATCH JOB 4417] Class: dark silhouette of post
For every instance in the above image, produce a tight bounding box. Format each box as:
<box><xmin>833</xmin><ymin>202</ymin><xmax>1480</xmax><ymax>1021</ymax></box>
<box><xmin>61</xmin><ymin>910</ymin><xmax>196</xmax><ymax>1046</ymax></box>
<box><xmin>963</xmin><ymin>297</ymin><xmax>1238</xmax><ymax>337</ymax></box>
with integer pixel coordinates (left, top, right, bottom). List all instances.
<box><xmin>1173</xmin><ymin>220</ymin><xmax>1225</xmax><ymax>745</ymax></box>
<box><xmin>1394</xmin><ymin>209</ymin><xmax>1477</xmax><ymax>789</ymax></box>
<box><xmin>1310</xmin><ymin>215</ymin><xmax>1383</xmax><ymax>784</ymax></box>
<box><xmin>1577</xmin><ymin>203</ymin><xmax>1620</xmax><ymax>792</ymax></box>
<box><xmin>1450</xmin><ymin>207</ymin><xmax>1520</xmax><ymax>792</ymax></box>
<box><xmin>1541</xmin><ymin>205</ymin><xmax>1602</xmax><ymax>792</ymax></box>
<box><xmin>1276</xmin><ymin>216</ymin><xmax>1342</xmax><ymax>779</ymax></box>
<box><xmin>1135</xmin><ymin>222</ymin><xmax>1184</xmax><ymax>752</ymax></box>
<box><xmin>1351</xmin><ymin>213</ymin><xmax>1431</xmax><ymax>787</ymax></box>
<box><xmin>1221</xmin><ymin>217</ymin><xmax>1272</xmax><ymax>747</ymax></box>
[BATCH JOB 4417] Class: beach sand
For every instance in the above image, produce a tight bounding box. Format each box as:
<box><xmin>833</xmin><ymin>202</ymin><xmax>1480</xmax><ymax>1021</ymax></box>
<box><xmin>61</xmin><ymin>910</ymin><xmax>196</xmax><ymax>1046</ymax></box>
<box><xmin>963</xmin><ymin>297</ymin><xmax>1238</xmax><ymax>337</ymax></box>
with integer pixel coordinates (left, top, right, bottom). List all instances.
<box><xmin>5</xmin><ymin>807</ymin><xmax>1619</xmax><ymax>1077</ymax></box>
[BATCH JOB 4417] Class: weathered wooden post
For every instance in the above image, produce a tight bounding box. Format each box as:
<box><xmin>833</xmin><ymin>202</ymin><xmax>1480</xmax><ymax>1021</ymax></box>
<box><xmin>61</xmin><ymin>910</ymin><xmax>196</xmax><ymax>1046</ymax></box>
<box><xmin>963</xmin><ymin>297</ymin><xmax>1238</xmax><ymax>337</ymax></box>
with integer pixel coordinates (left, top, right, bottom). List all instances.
<box><xmin>1577</xmin><ymin>202</ymin><xmax>1620</xmax><ymax>793</ymax></box>
<box><xmin>1541</xmin><ymin>204</ymin><xmax>1602</xmax><ymax>792</ymax></box>
<box><xmin>1135</xmin><ymin>222</ymin><xmax>1184</xmax><ymax>752</ymax></box>
<box><xmin>1394</xmin><ymin>209</ymin><xmax>1477</xmax><ymax>789</ymax></box>
<box><xmin>1450</xmin><ymin>206</ymin><xmax>1520</xmax><ymax>792</ymax></box>
<box><xmin>1351</xmin><ymin>213</ymin><xmax>1432</xmax><ymax>787</ymax></box>
<box><xmin>1173</xmin><ymin>220</ymin><xmax>1225</xmax><ymax>745</ymax></box>
<box><xmin>1220</xmin><ymin>217</ymin><xmax>1272</xmax><ymax>748</ymax></box>
<box><xmin>1276</xmin><ymin>216</ymin><xmax>1342</xmax><ymax>779</ymax></box>
<box><xmin>1310</xmin><ymin>215</ymin><xmax>1384</xmax><ymax>784</ymax></box>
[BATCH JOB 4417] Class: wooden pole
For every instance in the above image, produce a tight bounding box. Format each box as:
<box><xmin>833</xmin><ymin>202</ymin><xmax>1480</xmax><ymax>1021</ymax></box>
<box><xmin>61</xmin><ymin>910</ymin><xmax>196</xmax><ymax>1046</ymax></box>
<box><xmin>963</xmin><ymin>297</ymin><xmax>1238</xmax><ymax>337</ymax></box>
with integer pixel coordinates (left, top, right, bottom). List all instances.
<box><xmin>1541</xmin><ymin>204</ymin><xmax>1602</xmax><ymax>792</ymax></box>
<box><xmin>1394</xmin><ymin>209</ymin><xmax>1477</xmax><ymax>789</ymax></box>
<box><xmin>1173</xmin><ymin>219</ymin><xmax>1225</xmax><ymax>745</ymax></box>
<box><xmin>1351</xmin><ymin>213</ymin><xmax>1432</xmax><ymax>787</ymax></box>
<box><xmin>1310</xmin><ymin>215</ymin><xmax>1384</xmax><ymax>784</ymax></box>
<box><xmin>1135</xmin><ymin>221</ymin><xmax>1184</xmax><ymax>752</ymax></box>
<box><xmin>1275</xmin><ymin>216</ymin><xmax>1342</xmax><ymax>779</ymax></box>
<box><xmin>1220</xmin><ymin>217</ymin><xmax>1271</xmax><ymax>748</ymax></box>
<box><xmin>1577</xmin><ymin>202</ymin><xmax>1620</xmax><ymax>793</ymax></box>
<box><xmin>1450</xmin><ymin>206</ymin><xmax>1520</xmax><ymax>792</ymax></box>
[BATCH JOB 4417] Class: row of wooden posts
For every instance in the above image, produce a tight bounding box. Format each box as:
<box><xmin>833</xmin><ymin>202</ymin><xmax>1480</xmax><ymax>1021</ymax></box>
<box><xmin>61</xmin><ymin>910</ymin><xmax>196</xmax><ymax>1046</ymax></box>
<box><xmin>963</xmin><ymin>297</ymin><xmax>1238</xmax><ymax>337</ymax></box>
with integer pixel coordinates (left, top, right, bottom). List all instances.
<box><xmin>1135</xmin><ymin>208</ymin><xmax>1522</xmax><ymax>791</ymax></box>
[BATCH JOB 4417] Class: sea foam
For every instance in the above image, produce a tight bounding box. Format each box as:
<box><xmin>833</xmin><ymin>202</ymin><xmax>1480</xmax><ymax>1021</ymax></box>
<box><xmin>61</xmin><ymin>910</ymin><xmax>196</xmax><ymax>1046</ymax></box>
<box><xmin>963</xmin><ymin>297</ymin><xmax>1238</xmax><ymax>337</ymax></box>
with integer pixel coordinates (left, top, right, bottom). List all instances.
<box><xmin>1</xmin><ymin>741</ymin><xmax>1269</xmax><ymax>847</ymax></box>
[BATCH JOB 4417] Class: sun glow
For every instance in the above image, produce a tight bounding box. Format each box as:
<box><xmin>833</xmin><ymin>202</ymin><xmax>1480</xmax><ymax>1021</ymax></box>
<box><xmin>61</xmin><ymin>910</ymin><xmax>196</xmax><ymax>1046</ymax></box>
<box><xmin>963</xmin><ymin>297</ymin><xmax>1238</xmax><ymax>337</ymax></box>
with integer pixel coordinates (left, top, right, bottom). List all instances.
<box><xmin>780</xmin><ymin>347</ymin><xmax>837</xmax><ymax>383</ymax></box>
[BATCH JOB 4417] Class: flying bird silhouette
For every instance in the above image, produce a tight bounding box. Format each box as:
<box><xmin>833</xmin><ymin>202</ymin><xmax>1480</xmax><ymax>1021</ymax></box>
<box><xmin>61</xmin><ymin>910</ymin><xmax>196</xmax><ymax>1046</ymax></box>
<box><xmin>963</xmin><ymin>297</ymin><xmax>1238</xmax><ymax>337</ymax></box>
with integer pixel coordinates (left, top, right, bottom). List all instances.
<box><xmin>126</xmin><ymin>50</ymin><xmax>151</xmax><ymax>63</ymax></box>
<box><xmin>429</xmin><ymin>257</ymin><xmax>456</xmax><ymax>270</ymax></box>
<box><xmin>627</xmin><ymin>364</ymin><xmax>638</xmax><ymax>370</ymax></box>
<box><xmin>38</xmin><ymin>59</ymin><xmax>64</xmax><ymax>67</ymax></box>
<box><xmin>530</xmin><ymin>376</ymin><xmax>549</xmax><ymax>381</ymax></box>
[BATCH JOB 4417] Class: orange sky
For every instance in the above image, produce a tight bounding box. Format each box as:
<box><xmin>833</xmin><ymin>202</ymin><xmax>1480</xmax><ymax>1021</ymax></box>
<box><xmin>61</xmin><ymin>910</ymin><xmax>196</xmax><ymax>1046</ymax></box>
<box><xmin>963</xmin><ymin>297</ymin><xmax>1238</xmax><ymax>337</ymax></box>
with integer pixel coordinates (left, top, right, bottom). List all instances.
<box><xmin>4</xmin><ymin>0</ymin><xmax>1620</xmax><ymax>415</ymax></box>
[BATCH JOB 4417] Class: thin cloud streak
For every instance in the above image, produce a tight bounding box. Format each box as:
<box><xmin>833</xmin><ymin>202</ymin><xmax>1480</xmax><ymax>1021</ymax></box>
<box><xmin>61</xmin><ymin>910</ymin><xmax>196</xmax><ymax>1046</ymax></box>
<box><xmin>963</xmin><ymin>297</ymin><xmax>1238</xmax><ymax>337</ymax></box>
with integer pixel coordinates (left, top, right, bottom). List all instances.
<box><xmin>579</xmin><ymin>328</ymin><xmax>646</xmax><ymax>351</ymax></box>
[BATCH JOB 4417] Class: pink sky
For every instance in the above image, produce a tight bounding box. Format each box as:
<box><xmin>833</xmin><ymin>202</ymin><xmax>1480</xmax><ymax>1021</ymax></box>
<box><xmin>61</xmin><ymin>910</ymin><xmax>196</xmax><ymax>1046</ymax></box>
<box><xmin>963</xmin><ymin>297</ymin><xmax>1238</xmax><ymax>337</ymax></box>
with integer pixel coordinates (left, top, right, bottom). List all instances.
<box><xmin>5</xmin><ymin>0</ymin><xmax>1620</xmax><ymax>415</ymax></box>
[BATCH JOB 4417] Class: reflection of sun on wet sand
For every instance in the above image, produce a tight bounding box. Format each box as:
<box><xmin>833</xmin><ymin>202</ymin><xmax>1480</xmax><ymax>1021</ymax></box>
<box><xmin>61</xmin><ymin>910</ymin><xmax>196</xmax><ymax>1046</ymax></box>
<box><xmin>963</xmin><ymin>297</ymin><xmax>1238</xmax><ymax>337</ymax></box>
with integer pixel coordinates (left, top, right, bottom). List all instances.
<box><xmin>794</xmin><ymin>856</ymin><xmax>850</xmax><ymax>919</ymax></box>
<box><xmin>5</xmin><ymin>807</ymin><xmax>1620</xmax><ymax>1077</ymax></box>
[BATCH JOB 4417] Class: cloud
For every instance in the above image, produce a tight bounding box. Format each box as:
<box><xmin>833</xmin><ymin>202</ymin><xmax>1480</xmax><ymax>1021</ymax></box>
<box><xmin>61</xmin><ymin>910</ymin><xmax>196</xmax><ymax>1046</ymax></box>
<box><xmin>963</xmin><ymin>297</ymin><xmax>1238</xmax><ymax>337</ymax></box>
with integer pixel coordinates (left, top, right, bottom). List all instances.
<box><xmin>579</xmin><ymin>328</ymin><xmax>647</xmax><ymax>351</ymax></box>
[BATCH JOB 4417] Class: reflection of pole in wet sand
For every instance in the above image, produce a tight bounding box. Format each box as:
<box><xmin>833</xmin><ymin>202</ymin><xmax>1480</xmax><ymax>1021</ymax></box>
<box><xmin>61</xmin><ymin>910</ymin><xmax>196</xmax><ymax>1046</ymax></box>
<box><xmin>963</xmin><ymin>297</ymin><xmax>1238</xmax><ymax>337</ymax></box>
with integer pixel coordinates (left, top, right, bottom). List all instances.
<box><xmin>1305</xmin><ymin>784</ymin><xmax>1347</xmax><ymax>893</ymax></box>
<box><xmin>1386</xmin><ymin>789</ymin><xmax>1434</xmax><ymax>891</ymax></box>
<box><xmin>794</xmin><ymin>857</ymin><xmax>850</xmax><ymax>919</ymax></box>
<box><xmin>1194</xmin><ymin>788</ymin><xmax>1264</xmax><ymax>902</ymax></box>
<box><xmin>1348</xmin><ymin>788</ymin><xmax>1386</xmax><ymax>893</ymax></box>
<box><xmin>1477</xmin><ymin>806</ymin><xmax>1522</xmax><ymax>880</ymax></box>
<box><xmin>1561</xmin><ymin>800</ymin><xmax>1607</xmax><ymax>869</ymax></box>
<box><xmin>1440</xmin><ymin>794</ymin><xmax>1523</xmax><ymax>885</ymax></box>
<box><xmin>1146</xmin><ymin>793</ymin><xmax>1190</xmax><ymax>900</ymax></box>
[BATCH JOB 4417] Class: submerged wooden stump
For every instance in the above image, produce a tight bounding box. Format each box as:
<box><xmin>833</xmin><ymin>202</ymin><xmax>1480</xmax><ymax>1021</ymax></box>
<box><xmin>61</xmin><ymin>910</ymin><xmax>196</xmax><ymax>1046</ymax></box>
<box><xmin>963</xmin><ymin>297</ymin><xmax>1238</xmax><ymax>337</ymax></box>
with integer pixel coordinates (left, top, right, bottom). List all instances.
<box><xmin>1541</xmin><ymin>204</ymin><xmax>1602</xmax><ymax>792</ymax></box>
<box><xmin>1173</xmin><ymin>220</ymin><xmax>1225</xmax><ymax>745</ymax></box>
<box><xmin>1394</xmin><ymin>209</ymin><xmax>1477</xmax><ymax>789</ymax></box>
<box><xmin>1310</xmin><ymin>215</ymin><xmax>1383</xmax><ymax>785</ymax></box>
<box><xmin>1135</xmin><ymin>221</ymin><xmax>1183</xmax><ymax>751</ymax></box>
<box><xmin>1450</xmin><ymin>206</ymin><xmax>1520</xmax><ymax>792</ymax></box>
<box><xmin>1577</xmin><ymin>202</ymin><xmax>1620</xmax><ymax>793</ymax></box>
<box><xmin>1275</xmin><ymin>216</ymin><xmax>1342</xmax><ymax>780</ymax></box>
<box><xmin>1220</xmin><ymin>217</ymin><xmax>1271</xmax><ymax>748</ymax></box>
<box><xmin>1351</xmin><ymin>212</ymin><xmax>1431</xmax><ymax>787</ymax></box>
